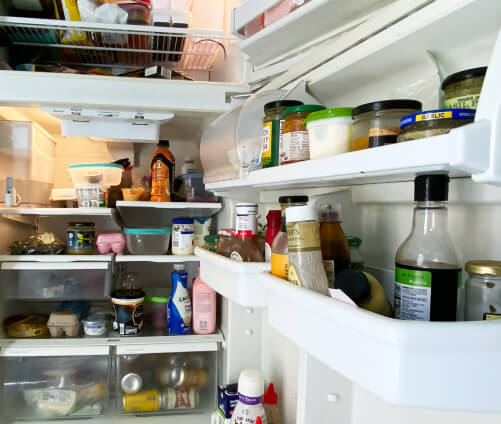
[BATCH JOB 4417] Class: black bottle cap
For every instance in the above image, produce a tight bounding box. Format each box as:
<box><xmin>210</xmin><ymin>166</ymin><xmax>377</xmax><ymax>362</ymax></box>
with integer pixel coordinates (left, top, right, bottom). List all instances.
<box><xmin>414</xmin><ymin>174</ymin><xmax>449</xmax><ymax>201</ymax></box>
<box><xmin>159</xmin><ymin>139</ymin><xmax>170</xmax><ymax>147</ymax></box>
<box><xmin>278</xmin><ymin>195</ymin><xmax>309</xmax><ymax>204</ymax></box>
<box><xmin>334</xmin><ymin>269</ymin><xmax>371</xmax><ymax>305</ymax></box>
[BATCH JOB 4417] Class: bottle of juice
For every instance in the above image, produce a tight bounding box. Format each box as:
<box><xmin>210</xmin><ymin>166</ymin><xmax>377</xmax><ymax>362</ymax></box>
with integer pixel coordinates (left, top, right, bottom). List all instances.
<box><xmin>151</xmin><ymin>140</ymin><xmax>175</xmax><ymax>202</ymax></box>
<box><xmin>192</xmin><ymin>266</ymin><xmax>216</xmax><ymax>335</ymax></box>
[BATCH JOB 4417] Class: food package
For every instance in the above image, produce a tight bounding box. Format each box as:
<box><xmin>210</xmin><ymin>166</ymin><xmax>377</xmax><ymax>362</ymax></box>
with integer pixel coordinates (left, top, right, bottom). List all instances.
<box><xmin>4</xmin><ymin>313</ymin><xmax>49</xmax><ymax>338</ymax></box>
<box><xmin>9</xmin><ymin>233</ymin><xmax>66</xmax><ymax>255</ymax></box>
<box><xmin>47</xmin><ymin>311</ymin><xmax>81</xmax><ymax>337</ymax></box>
<box><xmin>96</xmin><ymin>232</ymin><xmax>126</xmax><ymax>254</ymax></box>
<box><xmin>59</xmin><ymin>0</ymin><xmax>91</xmax><ymax>44</ymax></box>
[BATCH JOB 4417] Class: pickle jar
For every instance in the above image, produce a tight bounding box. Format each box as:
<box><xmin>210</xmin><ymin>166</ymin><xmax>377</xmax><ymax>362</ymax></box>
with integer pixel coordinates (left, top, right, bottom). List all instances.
<box><xmin>351</xmin><ymin>99</ymin><xmax>422</xmax><ymax>150</ymax></box>
<box><xmin>441</xmin><ymin>66</ymin><xmax>487</xmax><ymax>110</ymax></box>
<box><xmin>464</xmin><ymin>260</ymin><xmax>501</xmax><ymax>321</ymax></box>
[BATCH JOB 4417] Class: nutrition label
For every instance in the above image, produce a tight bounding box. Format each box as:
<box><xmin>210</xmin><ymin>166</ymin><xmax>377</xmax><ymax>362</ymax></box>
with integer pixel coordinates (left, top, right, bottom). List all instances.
<box><xmin>394</xmin><ymin>266</ymin><xmax>431</xmax><ymax>321</ymax></box>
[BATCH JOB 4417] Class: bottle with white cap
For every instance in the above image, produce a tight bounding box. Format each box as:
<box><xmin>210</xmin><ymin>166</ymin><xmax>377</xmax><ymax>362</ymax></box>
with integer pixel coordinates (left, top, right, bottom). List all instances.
<box><xmin>285</xmin><ymin>205</ymin><xmax>329</xmax><ymax>295</ymax></box>
<box><xmin>230</xmin><ymin>369</ymin><xmax>267</xmax><ymax>424</ymax></box>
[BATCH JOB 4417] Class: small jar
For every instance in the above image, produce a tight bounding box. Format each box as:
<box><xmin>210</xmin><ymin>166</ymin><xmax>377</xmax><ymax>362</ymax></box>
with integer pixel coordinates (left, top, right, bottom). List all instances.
<box><xmin>442</xmin><ymin>66</ymin><xmax>487</xmax><ymax>110</ymax></box>
<box><xmin>194</xmin><ymin>217</ymin><xmax>212</xmax><ymax>248</ymax></box>
<box><xmin>464</xmin><ymin>260</ymin><xmax>501</xmax><ymax>321</ymax></box>
<box><xmin>172</xmin><ymin>218</ymin><xmax>194</xmax><ymax>255</ymax></box>
<box><xmin>204</xmin><ymin>235</ymin><xmax>219</xmax><ymax>252</ymax></box>
<box><xmin>347</xmin><ymin>236</ymin><xmax>364</xmax><ymax>271</ymax></box>
<box><xmin>67</xmin><ymin>222</ymin><xmax>96</xmax><ymax>254</ymax></box>
<box><xmin>351</xmin><ymin>99</ymin><xmax>422</xmax><ymax>150</ymax></box>
<box><xmin>262</xmin><ymin>100</ymin><xmax>303</xmax><ymax>168</ymax></box>
<box><xmin>216</xmin><ymin>229</ymin><xmax>235</xmax><ymax>257</ymax></box>
<box><xmin>397</xmin><ymin>109</ymin><xmax>475</xmax><ymax>142</ymax></box>
<box><xmin>280</xmin><ymin>104</ymin><xmax>325</xmax><ymax>165</ymax></box>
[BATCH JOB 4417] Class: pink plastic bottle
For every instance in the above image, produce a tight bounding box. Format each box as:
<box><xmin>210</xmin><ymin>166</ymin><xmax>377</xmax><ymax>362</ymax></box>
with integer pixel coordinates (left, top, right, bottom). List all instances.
<box><xmin>192</xmin><ymin>266</ymin><xmax>216</xmax><ymax>334</ymax></box>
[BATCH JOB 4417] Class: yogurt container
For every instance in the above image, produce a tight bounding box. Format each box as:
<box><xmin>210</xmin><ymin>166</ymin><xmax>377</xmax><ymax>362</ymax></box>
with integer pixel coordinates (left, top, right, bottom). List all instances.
<box><xmin>82</xmin><ymin>313</ymin><xmax>109</xmax><ymax>336</ymax></box>
<box><xmin>111</xmin><ymin>289</ymin><xmax>145</xmax><ymax>336</ymax></box>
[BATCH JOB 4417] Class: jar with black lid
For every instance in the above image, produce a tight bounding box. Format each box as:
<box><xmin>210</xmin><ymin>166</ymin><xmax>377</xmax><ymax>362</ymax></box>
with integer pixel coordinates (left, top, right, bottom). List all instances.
<box><xmin>351</xmin><ymin>99</ymin><xmax>422</xmax><ymax>150</ymax></box>
<box><xmin>441</xmin><ymin>66</ymin><xmax>487</xmax><ymax>110</ymax></box>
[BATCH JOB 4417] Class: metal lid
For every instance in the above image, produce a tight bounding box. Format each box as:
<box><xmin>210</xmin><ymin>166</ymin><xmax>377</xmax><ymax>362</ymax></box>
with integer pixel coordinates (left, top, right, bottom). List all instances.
<box><xmin>264</xmin><ymin>100</ymin><xmax>303</xmax><ymax>111</ymax></box>
<box><xmin>68</xmin><ymin>222</ymin><xmax>95</xmax><ymax>227</ymax></box>
<box><xmin>465</xmin><ymin>260</ymin><xmax>501</xmax><ymax>276</ymax></box>
<box><xmin>111</xmin><ymin>289</ymin><xmax>145</xmax><ymax>300</ymax></box>
<box><xmin>441</xmin><ymin>66</ymin><xmax>487</xmax><ymax>90</ymax></box>
<box><xmin>352</xmin><ymin>99</ymin><xmax>422</xmax><ymax>116</ymax></box>
<box><xmin>278</xmin><ymin>195</ymin><xmax>308</xmax><ymax>204</ymax></box>
<box><xmin>121</xmin><ymin>373</ymin><xmax>143</xmax><ymax>394</ymax></box>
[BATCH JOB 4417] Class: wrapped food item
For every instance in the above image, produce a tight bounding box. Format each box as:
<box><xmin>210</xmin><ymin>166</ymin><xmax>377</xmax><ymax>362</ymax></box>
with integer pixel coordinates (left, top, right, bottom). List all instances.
<box><xmin>9</xmin><ymin>233</ymin><xmax>66</xmax><ymax>255</ymax></box>
<box><xmin>4</xmin><ymin>313</ymin><xmax>49</xmax><ymax>338</ymax></box>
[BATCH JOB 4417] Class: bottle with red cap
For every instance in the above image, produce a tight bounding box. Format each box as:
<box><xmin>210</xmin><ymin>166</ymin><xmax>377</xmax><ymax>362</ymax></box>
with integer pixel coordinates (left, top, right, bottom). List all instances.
<box><xmin>263</xmin><ymin>383</ymin><xmax>281</xmax><ymax>424</ymax></box>
<box><xmin>265</xmin><ymin>210</ymin><xmax>281</xmax><ymax>262</ymax></box>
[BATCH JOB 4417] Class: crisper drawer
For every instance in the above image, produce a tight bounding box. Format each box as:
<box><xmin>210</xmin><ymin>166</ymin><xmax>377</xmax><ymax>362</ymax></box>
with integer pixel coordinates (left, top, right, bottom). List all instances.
<box><xmin>0</xmin><ymin>346</ymin><xmax>110</xmax><ymax>420</ymax></box>
<box><xmin>0</xmin><ymin>262</ymin><xmax>112</xmax><ymax>300</ymax></box>
<box><xmin>116</xmin><ymin>343</ymin><xmax>218</xmax><ymax>416</ymax></box>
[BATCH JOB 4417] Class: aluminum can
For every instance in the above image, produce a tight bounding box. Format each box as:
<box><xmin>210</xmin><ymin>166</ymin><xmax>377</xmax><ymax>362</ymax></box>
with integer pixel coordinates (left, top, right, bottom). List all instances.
<box><xmin>123</xmin><ymin>389</ymin><xmax>160</xmax><ymax>412</ymax></box>
<box><xmin>161</xmin><ymin>388</ymin><xmax>199</xmax><ymax>410</ymax></box>
<box><xmin>121</xmin><ymin>372</ymin><xmax>143</xmax><ymax>394</ymax></box>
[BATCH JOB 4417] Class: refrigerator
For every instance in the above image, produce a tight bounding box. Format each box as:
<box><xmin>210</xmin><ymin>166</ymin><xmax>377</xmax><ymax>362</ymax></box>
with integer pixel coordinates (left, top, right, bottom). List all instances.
<box><xmin>0</xmin><ymin>0</ymin><xmax>500</xmax><ymax>423</ymax></box>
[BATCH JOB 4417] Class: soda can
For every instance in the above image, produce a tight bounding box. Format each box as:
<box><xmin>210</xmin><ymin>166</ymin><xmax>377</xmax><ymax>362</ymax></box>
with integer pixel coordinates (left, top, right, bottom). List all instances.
<box><xmin>161</xmin><ymin>388</ymin><xmax>199</xmax><ymax>410</ymax></box>
<box><xmin>159</xmin><ymin>367</ymin><xmax>208</xmax><ymax>388</ymax></box>
<box><xmin>121</xmin><ymin>373</ymin><xmax>143</xmax><ymax>394</ymax></box>
<box><xmin>123</xmin><ymin>389</ymin><xmax>160</xmax><ymax>412</ymax></box>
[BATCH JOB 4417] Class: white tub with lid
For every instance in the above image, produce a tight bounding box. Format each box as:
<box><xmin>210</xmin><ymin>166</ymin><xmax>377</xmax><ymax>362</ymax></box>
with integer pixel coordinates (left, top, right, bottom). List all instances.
<box><xmin>69</xmin><ymin>163</ymin><xmax>124</xmax><ymax>186</ymax></box>
<box><xmin>305</xmin><ymin>108</ymin><xmax>353</xmax><ymax>160</ymax></box>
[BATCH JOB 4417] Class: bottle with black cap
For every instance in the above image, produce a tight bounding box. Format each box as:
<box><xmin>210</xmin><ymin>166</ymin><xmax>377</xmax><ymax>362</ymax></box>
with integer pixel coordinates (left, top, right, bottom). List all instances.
<box><xmin>394</xmin><ymin>174</ymin><xmax>462</xmax><ymax>321</ymax></box>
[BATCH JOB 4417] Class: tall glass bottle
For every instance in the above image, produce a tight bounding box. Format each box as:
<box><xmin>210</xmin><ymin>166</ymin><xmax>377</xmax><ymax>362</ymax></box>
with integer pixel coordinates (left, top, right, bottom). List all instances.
<box><xmin>395</xmin><ymin>174</ymin><xmax>462</xmax><ymax>321</ymax></box>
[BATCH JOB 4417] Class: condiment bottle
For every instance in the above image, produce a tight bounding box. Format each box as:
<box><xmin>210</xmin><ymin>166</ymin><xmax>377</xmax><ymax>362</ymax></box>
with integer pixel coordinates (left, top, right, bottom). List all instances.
<box><xmin>263</xmin><ymin>383</ymin><xmax>282</xmax><ymax>424</ymax></box>
<box><xmin>395</xmin><ymin>174</ymin><xmax>462</xmax><ymax>321</ymax></box>
<box><xmin>192</xmin><ymin>266</ymin><xmax>216</xmax><ymax>335</ymax></box>
<box><xmin>230</xmin><ymin>203</ymin><xmax>264</xmax><ymax>262</ymax></box>
<box><xmin>347</xmin><ymin>236</ymin><xmax>364</xmax><ymax>271</ymax></box>
<box><xmin>319</xmin><ymin>204</ymin><xmax>350</xmax><ymax>288</ymax></box>
<box><xmin>168</xmin><ymin>264</ymin><xmax>192</xmax><ymax>334</ymax></box>
<box><xmin>265</xmin><ymin>210</ymin><xmax>281</xmax><ymax>262</ymax></box>
<box><xmin>271</xmin><ymin>196</ymin><xmax>308</xmax><ymax>280</ymax></box>
<box><xmin>216</xmin><ymin>229</ymin><xmax>235</xmax><ymax>258</ymax></box>
<box><xmin>285</xmin><ymin>205</ymin><xmax>329</xmax><ymax>295</ymax></box>
<box><xmin>151</xmin><ymin>139</ymin><xmax>175</xmax><ymax>202</ymax></box>
<box><xmin>230</xmin><ymin>369</ymin><xmax>267</xmax><ymax>424</ymax></box>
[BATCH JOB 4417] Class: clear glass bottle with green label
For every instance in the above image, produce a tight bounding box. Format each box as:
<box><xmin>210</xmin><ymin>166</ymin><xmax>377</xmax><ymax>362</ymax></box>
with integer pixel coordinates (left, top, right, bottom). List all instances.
<box><xmin>394</xmin><ymin>174</ymin><xmax>462</xmax><ymax>321</ymax></box>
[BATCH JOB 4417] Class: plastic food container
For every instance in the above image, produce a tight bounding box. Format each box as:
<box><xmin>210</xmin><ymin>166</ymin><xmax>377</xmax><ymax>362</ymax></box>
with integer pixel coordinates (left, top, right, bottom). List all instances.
<box><xmin>47</xmin><ymin>312</ymin><xmax>80</xmax><ymax>337</ymax></box>
<box><xmin>180</xmin><ymin>173</ymin><xmax>216</xmax><ymax>202</ymax></box>
<box><xmin>145</xmin><ymin>289</ymin><xmax>169</xmax><ymax>329</ymax></box>
<box><xmin>397</xmin><ymin>109</ymin><xmax>475</xmax><ymax>142</ymax></box>
<box><xmin>82</xmin><ymin>312</ymin><xmax>108</xmax><ymax>336</ymax></box>
<box><xmin>305</xmin><ymin>108</ymin><xmax>353</xmax><ymax>159</ymax></box>
<box><xmin>442</xmin><ymin>66</ymin><xmax>487</xmax><ymax>110</ymax></box>
<box><xmin>121</xmin><ymin>188</ymin><xmax>144</xmax><ymax>201</ymax></box>
<box><xmin>96</xmin><ymin>232</ymin><xmax>126</xmax><ymax>254</ymax></box>
<box><xmin>112</xmin><ymin>289</ymin><xmax>145</xmax><ymax>336</ymax></box>
<box><xmin>351</xmin><ymin>100</ymin><xmax>422</xmax><ymax>150</ymax></box>
<box><xmin>124</xmin><ymin>228</ymin><xmax>171</xmax><ymax>255</ymax></box>
<box><xmin>172</xmin><ymin>218</ymin><xmax>194</xmax><ymax>255</ymax></box>
<box><xmin>69</xmin><ymin>163</ymin><xmax>124</xmax><ymax>186</ymax></box>
<box><xmin>75</xmin><ymin>184</ymin><xmax>106</xmax><ymax>208</ymax></box>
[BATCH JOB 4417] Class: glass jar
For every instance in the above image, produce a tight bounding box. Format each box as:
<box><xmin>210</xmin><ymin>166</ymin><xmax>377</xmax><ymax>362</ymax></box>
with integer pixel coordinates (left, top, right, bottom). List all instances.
<box><xmin>172</xmin><ymin>218</ymin><xmax>194</xmax><ymax>255</ymax></box>
<box><xmin>347</xmin><ymin>236</ymin><xmax>364</xmax><ymax>271</ymax></box>
<box><xmin>464</xmin><ymin>260</ymin><xmax>501</xmax><ymax>321</ymax></box>
<box><xmin>216</xmin><ymin>229</ymin><xmax>235</xmax><ymax>257</ymax></box>
<box><xmin>262</xmin><ymin>100</ymin><xmax>303</xmax><ymax>168</ymax></box>
<box><xmin>351</xmin><ymin>100</ymin><xmax>422</xmax><ymax>150</ymax></box>
<box><xmin>397</xmin><ymin>109</ymin><xmax>475</xmax><ymax>142</ymax></box>
<box><xmin>66</xmin><ymin>222</ymin><xmax>96</xmax><ymax>254</ymax></box>
<box><xmin>204</xmin><ymin>235</ymin><xmax>219</xmax><ymax>252</ymax></box>
<box><xmin>280</xmin><ymin>104</ymin><xmax>325</xmax><ymax>165</ymax></box>
<box><xmin>442</xmin><ymin>66</ymin><xmax>487</xmax><ymax>110</ymax></box>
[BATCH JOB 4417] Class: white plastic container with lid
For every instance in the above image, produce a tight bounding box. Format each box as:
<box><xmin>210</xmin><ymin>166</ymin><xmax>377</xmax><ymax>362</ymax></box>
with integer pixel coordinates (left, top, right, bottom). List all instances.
<box><xmin>230</xmin><ymin>369</ymin><xmax>267</xmax><ymax>424</ymax></box>
<box><xmin>304</xmin><ymin>108</ymin><xmax>353</xmax><ymax>160</ymax></box>
<box><xmin>124</xmin><ymin>228</ymin><xmax>171</xmax><ymax>255</ymax></box>
<box><xmin>68</xmin><ymin>163</ymin><xmax>123</xmax><ymax>186</ymax></box>
<box><xmin>172</xmin><ymin>218</ymin><xmax>195</xmax><ymax>255</ymax></box>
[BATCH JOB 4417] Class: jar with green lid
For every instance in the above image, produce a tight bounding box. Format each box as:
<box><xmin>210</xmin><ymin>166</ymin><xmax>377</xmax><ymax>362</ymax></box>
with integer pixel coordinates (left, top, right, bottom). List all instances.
<box><xmin>464</xmin><ymin>260</ymin><xmax>501</xmax><ymax>321</ymax></box>
<box><xmin>442</xmin><ymin>66</ymin><xmax>487</xmax><ymax>110</ymax></box>
<box><xmin>280</xmin><ymin>104</ymin><xmax>325</xmax><ymax>165</ymax></box>
<box><xmin>204</xmin><ymin>235</ymin><xmax>219</xmax><ymax>252</ymax></box>
<box><xmin>397</xmin><ymin>108</ymin><xmax>475</xmax><ymax>142</ymax></box>
<box><xmin>351</xmin><ymin>100</ymin><xmax>422</xmax><ymax>150</ymax></box>
<box><xmin>261</xmin><ymin>100</ymin><xmax>303</xmax><ymax>168</ymax></box>
<box><xmin>67</xmin><ymin>222</ymin><xmax>96</xmax><ymax>254</ymax></box>
<box><xmin>347</xmin><ymin>236</ymin><xmax>364</xmax><ymax>271</ymax></box>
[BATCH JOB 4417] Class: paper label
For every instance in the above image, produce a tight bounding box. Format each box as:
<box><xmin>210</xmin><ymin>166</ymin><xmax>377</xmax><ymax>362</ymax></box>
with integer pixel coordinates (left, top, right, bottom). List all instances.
<box><xmin>271</xmin><ymin>253</ymin><xmax>288</xmax><ymax>279</ymax></box>
<box><xmin>287</xmin><ymin>264</ymin><xmax>303</xmax><ymax>287</ymax></box>
<box><xmin>173</xmin><ymin>231</ymin><xmax>194</xmax><ymax>250</ymax></box>
<box><xmin>168</xmin><ymin>274</ymin><xmax>192</xmax><ymax>335</ymax></box>
<box><xmin>287</xmin><ymin>221</ymin><xmax>321</xmax><ymax>252</ymax></box>
<box><xmin>416</xmin><ymin>111</ymin><xmax>453</xmax><ymax>121</ymax></box>
<box><xmin>328</xmin><ymin>289</ymin><xmax>358</xmax><ymax>307</ymax></box>
<box><xmin>230</xmin><ymin>251</ymin><xmax>243</xmax><ymax>262</ymax></box>
<box><xmin>235</xmin><ymin>214</ymin><xmax>257</xmax><ymax>237</ymax></box>
<box><xmin>261</xmin><ymin>122</ymin><xmax>272</xmax><ymax>160</ymax></box>
<box><xmin>484</xmin><ymin>313</ymin><xmax>501</xmax><ymax>321</ymax></box>
<box><xmin>444</xmin><ymin>94</ymin><xmax>480</xmax><ymax>110</ymax></box>
<box><xmin>323</xmin><ymin>259</ymin><xmax>335</xmax><ymax>287</ymax></box>
<box><xmin>281</xmin><ymin>131</ymin><xmax>309</xmax><ymax>162</ymax></box>
<box><xmin>394</xmin><ymin>266</ymin><xmax>431</xmax><ymax>321</ymax></box>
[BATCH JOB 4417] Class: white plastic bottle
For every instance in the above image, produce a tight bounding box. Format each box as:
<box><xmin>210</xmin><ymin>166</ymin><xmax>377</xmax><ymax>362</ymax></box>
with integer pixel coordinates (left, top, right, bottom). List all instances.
<box><xmin>230</xmin><ymin>369</ymin><xmax>267</xmax><ymax>424</ymax></box>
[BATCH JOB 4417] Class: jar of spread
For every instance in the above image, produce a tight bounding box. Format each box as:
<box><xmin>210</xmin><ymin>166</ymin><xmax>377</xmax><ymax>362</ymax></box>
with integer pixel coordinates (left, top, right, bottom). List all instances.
<box><xmin>464</xmin><ymin>260</ymin><xmax>501</xmax><ymax>321</ymax></box>
<box><xmin>442</xmin><ymin>66</ymin><xmax>487</xmax><ymax>110</ymax></box>
<box><xmin>216</xmin><ymin>229</ymin><xmax>235</xmax><ymax>257</ymax></box>
<box><xmin>262</xmin><ymin>100</ymin><xmax>303</xmax><ymax>168</ymax></box>
<box><xmin>67</xmin><ymin>222</ymin><xmax>96</xmax><ymax>254</ymax></box>
<box><xmin>351</xmin><ymin>100</ymin><xmax>422</xmax><ymax>150</ymax></box>
<box><xmin>172</xmin><ymin>218</ymin><xmax>194</xmax><ymax>255</ymax></box>
<box><xmin>397</xmin><ymin>108</ymin><xmax>475</xmax><ymax>142</ymax></box>
<box><xmin>280</xmin><ymin>104</ymin><xmax>325</xmax><ymax>165</ymax></box>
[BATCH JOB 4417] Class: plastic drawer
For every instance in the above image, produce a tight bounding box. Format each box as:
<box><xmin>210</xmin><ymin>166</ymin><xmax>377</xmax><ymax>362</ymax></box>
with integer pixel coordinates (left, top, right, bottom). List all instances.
<box><xmin>116</xmin><ymin>347</ymin><xmax>218</xmax><ymax>416</ymax></box>
<box><xmin>1</xmin><ymin>348</ymin><xmax>110</xmax><ymax>420</ymax></box>
<box><xmin>0</xmin><ymin>262</ymin><xmax>112</xmax><ymax>300</ymax></box>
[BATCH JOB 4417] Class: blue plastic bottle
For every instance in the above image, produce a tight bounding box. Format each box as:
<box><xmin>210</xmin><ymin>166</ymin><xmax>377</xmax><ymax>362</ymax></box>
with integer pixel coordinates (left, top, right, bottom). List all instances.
<box><xmin>168</xmin><ymin>264</ymin><xmax>192</xmax><ymax>335</ymax></box>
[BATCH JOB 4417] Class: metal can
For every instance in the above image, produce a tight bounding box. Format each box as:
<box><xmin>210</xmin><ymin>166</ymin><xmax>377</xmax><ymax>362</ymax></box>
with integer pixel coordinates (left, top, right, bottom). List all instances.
<box><xmin>158</xmin><ymin>367</ymin><xmax>208</xmax><ymax>388</ymax></box>
<box><xmin>161</xmin><ymin>388</ymin><xmax>199</xmax><ymax>410</ymax></box>
<box><xmin>123</xmin><ymin>389</ymin><xmax>161</xmax><ymax>413</ymax></box>
<box><xmin>121</xmin><ymin>373</ymin><xmax>143</xmax><ymax>394</ymax></box>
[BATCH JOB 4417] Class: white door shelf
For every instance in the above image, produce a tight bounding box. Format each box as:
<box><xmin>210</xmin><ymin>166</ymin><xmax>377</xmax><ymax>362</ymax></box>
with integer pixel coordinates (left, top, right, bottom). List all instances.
<box><xmin>0</xmin><ymin>207</ymin><xmax>115</xmax><ymax>216</ymax></box>
<box><xmin>0</xmin><ymin>255</ymin><xmax>113</xmax><ymax>262</ymax></box>
<box><xmin>206</xmin><ymin>122</ymin><xmax>490</xmax><ymax>193</ymax></box>
<box><xmin>116</xmin><ymin>254</ymin><xmax>199</xmax><ymax>263</ymax></box>
<box><xmin>116</xmin><ymin>201</ymin><xmax>222</xmax><ymax>227</ymax></box>
<box><xmin>195</xmin><ymin>247</ymin><xmax>269</xmax><ymax>308</ymax></box>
